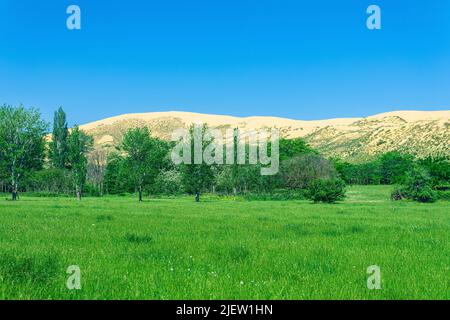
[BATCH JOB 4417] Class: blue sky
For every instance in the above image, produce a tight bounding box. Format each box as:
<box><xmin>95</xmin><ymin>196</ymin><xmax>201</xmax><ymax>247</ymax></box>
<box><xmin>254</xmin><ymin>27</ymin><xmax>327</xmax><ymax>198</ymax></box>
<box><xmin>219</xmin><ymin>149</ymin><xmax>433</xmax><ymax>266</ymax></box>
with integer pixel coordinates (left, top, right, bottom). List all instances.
<box><xmin>0</xmin><ymin>0</ymin><xmax>449</xmax><ymax>126</ymax></box>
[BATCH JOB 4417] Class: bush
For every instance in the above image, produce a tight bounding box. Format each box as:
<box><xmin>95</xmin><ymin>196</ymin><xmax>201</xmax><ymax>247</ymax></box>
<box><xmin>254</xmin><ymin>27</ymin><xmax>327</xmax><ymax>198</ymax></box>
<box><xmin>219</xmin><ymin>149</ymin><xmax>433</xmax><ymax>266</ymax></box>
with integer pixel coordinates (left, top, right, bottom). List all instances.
<box><xmin>281</xmin><ymin>154</ymin><xmax>337</xmax><ymax>189</ymax></box>
<box><xmin>152</xmin><ymin>169</ymin><xmax>183</xmax><ymax>195</ymax></box>
<box><xmin>413</xmin><ymin>186</ymin><xmax>438</xmax><ymax>203</ymax></box>
<box><xmin>306</xmin><ymin>178</ymin><xmax>346</xmax><ymax>203</ymax></box>
<box><xmin>392</xmin><ymin>166</ymin><xmax>438</xmax><ymax>203</ymax></box>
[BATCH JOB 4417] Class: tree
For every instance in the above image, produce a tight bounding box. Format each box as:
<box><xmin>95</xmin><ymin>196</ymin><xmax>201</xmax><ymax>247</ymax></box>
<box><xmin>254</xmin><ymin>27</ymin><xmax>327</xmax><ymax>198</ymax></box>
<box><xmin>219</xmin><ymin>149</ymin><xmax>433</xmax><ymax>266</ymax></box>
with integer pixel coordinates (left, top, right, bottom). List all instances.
<box><xmin>23</xmin><ymin>168</ymin><xmax>72</xmax><ymax>194</ymax></box>
<box><xmin>281</xmin><ymin>154</ymin><xmax>337</xmax><ymax>189</ymax></box>
<box><xmin>379</xmin><ymin>152</ymin><xmax>414</xmax><ymax>184</ymax></box>
<box><xmin>0</xmin><ymin>105</ymin><xmax>48</xmax><ymax>200</ymax></box>
<box><xmin>67</xmin><ymin>126</ymin><xmax>93</xmax><ymax>200</ymax></box>
<box><xmin>418</xmin><ymin>156</ymin><xmax>450</xmax><ymax>186</ymax></box>
<box><xmin>180</xmin><ymin>124</ymin><xmax>215</xmax><ymax>202</ymax></box>
<box><xmin>87</xmin><ymin>149</ymin><xmax>107</xmax><ymax>196</ymax></box>
<box><xmin>104</xmin><ymin>152</ymin><xmax>135</xmax><ymax>195</ymax></box>
<box><xmin>279</xmin><ymin>137</ymin><xmax>315</xmax><ymax>161</ymax></box>
<box><xmin>49</xmin><ymin>107</ymin><xmax>69</xmax><ymax>168</ymax></box>
<box><xmin>121</xmin><ymin>127</ymin><xmax>168</xmax><ymax>202</ymax></box>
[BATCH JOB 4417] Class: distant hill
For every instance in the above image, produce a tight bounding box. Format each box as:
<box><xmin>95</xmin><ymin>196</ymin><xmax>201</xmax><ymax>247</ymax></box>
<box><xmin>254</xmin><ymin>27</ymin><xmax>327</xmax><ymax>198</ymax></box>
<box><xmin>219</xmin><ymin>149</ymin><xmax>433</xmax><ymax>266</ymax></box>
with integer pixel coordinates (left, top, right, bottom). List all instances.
<box><xmin>79</xmin><ymin>110</ymin><xmax>450</xmax><ymax>162</ymax></box>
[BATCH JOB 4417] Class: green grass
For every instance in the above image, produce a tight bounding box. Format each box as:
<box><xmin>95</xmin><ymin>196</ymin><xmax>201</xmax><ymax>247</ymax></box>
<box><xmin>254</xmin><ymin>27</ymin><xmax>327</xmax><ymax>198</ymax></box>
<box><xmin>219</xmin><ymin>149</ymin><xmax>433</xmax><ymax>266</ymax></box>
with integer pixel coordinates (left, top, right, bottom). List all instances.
<box><xmin>0</xmin><ymin>186</ymin><xmax>448</xmax><ymax>300</ymax></box>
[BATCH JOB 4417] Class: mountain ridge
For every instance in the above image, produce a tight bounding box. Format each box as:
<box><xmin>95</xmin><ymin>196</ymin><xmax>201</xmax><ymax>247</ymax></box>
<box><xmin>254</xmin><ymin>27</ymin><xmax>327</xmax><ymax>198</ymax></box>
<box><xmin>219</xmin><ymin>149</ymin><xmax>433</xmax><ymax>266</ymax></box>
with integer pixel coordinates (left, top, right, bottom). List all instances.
<box><xmin>79</xmin><ymin>110</ymin><xmax>450</xmax><ymax>162</ymax></box>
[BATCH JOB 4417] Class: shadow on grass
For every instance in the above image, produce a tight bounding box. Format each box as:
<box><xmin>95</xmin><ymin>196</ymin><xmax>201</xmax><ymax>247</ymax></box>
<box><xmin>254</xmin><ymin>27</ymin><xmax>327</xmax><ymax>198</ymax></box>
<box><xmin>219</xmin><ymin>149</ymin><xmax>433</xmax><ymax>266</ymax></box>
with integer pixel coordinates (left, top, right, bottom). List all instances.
<box><xmin>124</xmin><ymin>233</ymin><xmax>153</xmax><ymax>244</ymax></box>
<box><xmin>0</xmin><ymin>253</ymin><xmax>60</xmax><ymax>285</ymax></box>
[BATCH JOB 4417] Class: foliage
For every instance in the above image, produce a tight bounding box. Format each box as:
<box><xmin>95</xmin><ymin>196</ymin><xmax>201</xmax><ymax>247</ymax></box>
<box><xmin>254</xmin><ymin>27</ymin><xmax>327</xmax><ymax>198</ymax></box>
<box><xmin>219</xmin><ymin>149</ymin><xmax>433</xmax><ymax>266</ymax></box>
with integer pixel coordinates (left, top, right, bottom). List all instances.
<box><xmin>306</xmin><ymin>178</ymin><xmax>346</xmax><ymax>203</ymax></box>
<box><xmin>417</xmin><ymin>156</ymin><xmax>450</xmax><ymax>186</ymax></box>
<box><xmin>49</xmin><ymin>107</ymin><xmax>69</xmax><ymax>169</ymax></box>
<box><xmin>0</xmin><ymin>105</ymin><xmax>48</xmax><ymax>200</ymax></box>
<box><xmin>379</xmin><ymin>152</ymin><xmax>414</xmax><ymax>184</ymax></box>
<box><xmin>179</xmin><ymin>124</ymin><xmax>215</xmax><ymax>201</ymax></box>
<box><xmin>278</xmin><ymin>137</ymin><xmax>316</xmax><ymax>161</ymax></box>
<box><xmin>23</xmin><ymin>168</ymin><xmax>72</xmax><ymax>194</ymax></box>
<box><xmin>392</xmin><ymin>166</ymin><xmax>438</xmax><ymax>203</ymax></box>
<box><xmin>67</xmin><ymin>126</ymin><xmax>93</xmax><ymax>200</ymax></box>
<box><xmin>281</xmin><ymin>154</ymin><xmax>337</xmax><ymax>189</ymax></box>
<box><xmin>152</xmin><ymin>169</ymin><xmax>183</xmax><ymax>195</ymax></box>
<box><xmin>121</xmin><ymin>127</ymin><xmax>170</xmax><ymax>201</ymax></box>
<box><xmin>333</xmin><ymin>158</ymin><xmax>382</xmax><ymax>185</ymax></box>
<box><xmin>104</xmin><ymin>153</ymin><xmax>135</xmax><ymax>195</ymax></box>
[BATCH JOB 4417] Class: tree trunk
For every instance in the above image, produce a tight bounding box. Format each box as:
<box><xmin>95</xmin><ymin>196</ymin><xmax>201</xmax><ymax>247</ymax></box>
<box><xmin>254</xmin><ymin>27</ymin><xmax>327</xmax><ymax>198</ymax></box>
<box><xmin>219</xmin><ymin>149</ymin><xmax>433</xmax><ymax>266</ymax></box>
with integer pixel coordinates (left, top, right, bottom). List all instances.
<box><xmin>138</xmin><ymin>186</ymin><xmax>143</xmax><ymax>202</ymax></box>
<box><xmin>76</xmin><ymin>185</ymin><xmax>81</xmax><ymax>201</ymax></box>
<box><xmin>195</xmin><ymin>192</ymin><xmax>200</xmax><ymax>202</ymax></box>
<box><xmin>233</xmin><ymin>187</ymin><xmax>237</xmax><ymax>196</ymax></box>
<box><xmin>11</xmin><ymin>181</ymin><xmax>18</xmax><ymax>201</ymax></box>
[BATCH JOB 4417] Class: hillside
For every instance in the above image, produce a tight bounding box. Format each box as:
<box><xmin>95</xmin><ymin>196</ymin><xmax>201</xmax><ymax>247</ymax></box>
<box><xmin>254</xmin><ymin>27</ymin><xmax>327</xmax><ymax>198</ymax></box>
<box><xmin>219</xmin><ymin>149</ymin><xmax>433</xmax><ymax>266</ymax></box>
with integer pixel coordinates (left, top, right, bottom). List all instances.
<box><xmin>79</xmin><ymin>110</ymin><xmax>450</xmax><ymax>162</ymax></box>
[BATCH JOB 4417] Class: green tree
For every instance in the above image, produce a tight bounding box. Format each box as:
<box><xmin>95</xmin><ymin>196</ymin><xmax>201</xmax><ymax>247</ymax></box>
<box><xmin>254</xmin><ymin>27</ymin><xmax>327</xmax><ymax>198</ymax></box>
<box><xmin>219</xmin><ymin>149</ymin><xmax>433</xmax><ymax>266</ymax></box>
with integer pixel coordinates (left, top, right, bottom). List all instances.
<box><xmin>281</xmin><ymin>154</ymin><xmax>337</xmax><ymax>189</ymax></box>
<box><xmin>67</xmin><ymin>126</ymin><xmax>93</xmax><ymax>200</ymax></box>
<box><xmin>121</xmin><ymin>127</ymin><xmax>168</xmax><ymax>201</ymax></box>
<box><xmin>104</xmin><ymin>153</ymin><xmax>135</xmax><ymax>194</ymax></box>
<box><xmin>0</xmin><ymin>105</ymin><xmax>48</xmax><ymax>200</ymax></box>
<box><xmin>180</xmin><ymin>124</ymin><xmax>215</xmax><ymax>202</ymax></box>
<box><xmin>49</xmin><ymin>107</ymin><xmax>69</xmax><ymax>168</ymax></box>
<box><xmin>279</xmin><ymin>137</ymin><xmax>315</xmax><ymax>161</ymax></box>
<box><xmin>379</xmin><ymin>152</ymin><xmax>414</xmax><ymax>184</ymax></box>
<box><xmin>418</xmin><ymin>156</ymin><xmax>450</xmax><ymax>186</ymax></box>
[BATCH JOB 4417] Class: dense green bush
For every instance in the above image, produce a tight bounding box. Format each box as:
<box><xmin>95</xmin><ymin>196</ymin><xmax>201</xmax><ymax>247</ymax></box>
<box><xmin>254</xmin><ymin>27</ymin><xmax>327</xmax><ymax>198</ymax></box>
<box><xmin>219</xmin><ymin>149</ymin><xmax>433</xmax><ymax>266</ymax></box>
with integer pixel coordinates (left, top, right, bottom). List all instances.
<box><xmin>413</xmin><ymin>186</ymin><xmax>438</xmax><ymax>203</ymax></box>
<box><xmin>391</xmin><ymin>166</ymin><xmax>438</xmax><ymax>203</ymax></box>
<box><xmin>306</xmin><ymin>178</ymin><xmax>346</xmax><ymax>203</ymax></box>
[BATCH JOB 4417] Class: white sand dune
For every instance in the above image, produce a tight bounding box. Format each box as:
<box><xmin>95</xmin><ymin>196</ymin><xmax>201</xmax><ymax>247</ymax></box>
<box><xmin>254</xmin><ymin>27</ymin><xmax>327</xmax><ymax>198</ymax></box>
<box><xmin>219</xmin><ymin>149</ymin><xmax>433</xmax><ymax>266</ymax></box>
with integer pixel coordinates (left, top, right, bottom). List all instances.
<box><xmin>80</xmin><ymin>110</ymin><xmax>449</xmax><ymax>136</ymax></box>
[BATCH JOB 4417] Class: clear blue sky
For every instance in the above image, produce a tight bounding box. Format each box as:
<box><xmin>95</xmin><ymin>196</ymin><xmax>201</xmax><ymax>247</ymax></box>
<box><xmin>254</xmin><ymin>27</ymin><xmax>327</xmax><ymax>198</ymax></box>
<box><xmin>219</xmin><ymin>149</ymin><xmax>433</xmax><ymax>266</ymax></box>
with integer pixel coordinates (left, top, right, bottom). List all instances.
<box><xmin>0</xmin><ymin>0</ymin><xmax>449</xmax><ymax>126</ymax></box>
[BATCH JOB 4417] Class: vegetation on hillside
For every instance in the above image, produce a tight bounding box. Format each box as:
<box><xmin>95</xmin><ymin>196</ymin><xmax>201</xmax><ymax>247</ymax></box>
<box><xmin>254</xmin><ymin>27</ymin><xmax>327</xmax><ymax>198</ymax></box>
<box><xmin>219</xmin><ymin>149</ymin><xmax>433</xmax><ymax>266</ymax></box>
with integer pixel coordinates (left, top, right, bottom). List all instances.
<box><xmin>1</xmin><ymin>105</ymin><xmax>449</xmax><ymax>203</ymax></box>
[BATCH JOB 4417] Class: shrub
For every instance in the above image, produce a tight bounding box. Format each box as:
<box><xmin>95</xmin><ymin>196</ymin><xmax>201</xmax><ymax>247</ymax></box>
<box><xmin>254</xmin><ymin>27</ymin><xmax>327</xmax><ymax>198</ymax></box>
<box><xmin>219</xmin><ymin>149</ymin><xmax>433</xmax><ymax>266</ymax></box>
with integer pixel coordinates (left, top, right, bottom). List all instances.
<box><xmin>153</xmin><ymin>169</ymin><xmax>183</xmax><ymax>195</ymax></box>
<box><xmin>281</xmin><ymin>154</ymin><xmax>337</xmax><ymax>189</ymax></box>
<box><xmin>413</xmin><ymin>186</ymin><xmax>438</xmax><ymax>203</ymax></box>
<box><xmin>306</xmin><ymin>178</ymin><xmax>346</xmax><ymax>203</ymax></box>
<box><xmin>392</xmin><ymin>166</ymin><xmax>438</xmax><ymax>203</ymax></box>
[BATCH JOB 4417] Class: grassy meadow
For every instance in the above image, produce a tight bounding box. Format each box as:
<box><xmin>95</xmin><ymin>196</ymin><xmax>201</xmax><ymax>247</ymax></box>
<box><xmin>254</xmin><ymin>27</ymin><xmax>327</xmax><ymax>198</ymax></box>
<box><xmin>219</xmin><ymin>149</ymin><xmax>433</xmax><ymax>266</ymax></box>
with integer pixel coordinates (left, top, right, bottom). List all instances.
<box><xmin>0</xmin><ymin>186</ymin><xmax>448</xmax><ymax>300</ymax></box>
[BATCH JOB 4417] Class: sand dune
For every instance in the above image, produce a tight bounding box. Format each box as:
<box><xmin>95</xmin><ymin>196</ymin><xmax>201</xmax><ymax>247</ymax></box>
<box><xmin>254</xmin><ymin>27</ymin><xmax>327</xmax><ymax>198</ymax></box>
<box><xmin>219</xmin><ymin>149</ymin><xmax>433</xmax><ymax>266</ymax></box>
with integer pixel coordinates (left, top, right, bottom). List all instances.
<box><xmin>79</xmin><ymin>109</ymin><xmax>449</xmax><ymax>161</ymax></box>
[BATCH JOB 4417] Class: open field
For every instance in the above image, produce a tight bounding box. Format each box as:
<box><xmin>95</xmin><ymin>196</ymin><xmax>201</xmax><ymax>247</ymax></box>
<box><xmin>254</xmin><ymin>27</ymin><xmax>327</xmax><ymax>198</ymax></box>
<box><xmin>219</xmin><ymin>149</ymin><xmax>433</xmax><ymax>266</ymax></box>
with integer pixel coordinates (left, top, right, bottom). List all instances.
<box><xmin>0</xmin><ymin>186</ymin><xmax>448</xmax><ymax>300</ymax></box>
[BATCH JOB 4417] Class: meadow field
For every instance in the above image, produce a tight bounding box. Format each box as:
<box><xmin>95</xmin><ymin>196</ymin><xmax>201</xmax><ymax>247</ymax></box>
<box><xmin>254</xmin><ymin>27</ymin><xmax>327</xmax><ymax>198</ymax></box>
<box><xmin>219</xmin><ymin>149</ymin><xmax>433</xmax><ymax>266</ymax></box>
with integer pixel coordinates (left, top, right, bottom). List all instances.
<box><xmin>0</xmin><ymin>186</ymin><xmax>448</xmax><ymax>300</ymax></box>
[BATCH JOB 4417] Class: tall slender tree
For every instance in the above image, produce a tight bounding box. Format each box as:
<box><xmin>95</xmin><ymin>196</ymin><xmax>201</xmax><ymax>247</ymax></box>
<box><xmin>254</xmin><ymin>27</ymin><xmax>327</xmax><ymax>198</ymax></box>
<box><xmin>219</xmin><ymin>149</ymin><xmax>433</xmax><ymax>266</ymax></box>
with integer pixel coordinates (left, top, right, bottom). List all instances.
<box><xmin>49</xmin><ymin>107</ymin><xmax>69</xmax><ymax>168</ymax></box>
<box><xmin>0</xmin><ymin>105</ymin><xmax>48</xmax><ymax>200</ymax></box>
<box><xmin>67</xmin><ymin>126</ymin><xmax>93</xmax><ymax>200</ymax></box>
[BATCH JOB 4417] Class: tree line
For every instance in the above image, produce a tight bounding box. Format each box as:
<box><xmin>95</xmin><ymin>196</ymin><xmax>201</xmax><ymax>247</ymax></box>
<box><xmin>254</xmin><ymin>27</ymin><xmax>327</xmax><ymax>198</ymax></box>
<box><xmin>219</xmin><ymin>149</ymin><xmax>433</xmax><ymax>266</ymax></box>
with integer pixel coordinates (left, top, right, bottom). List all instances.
<box><xmin>1</xmin><ymin>105</ymin><xmax>448</xmax><ymax>203</ymax></box>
